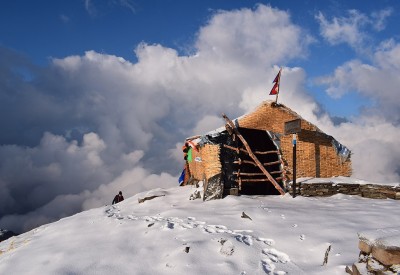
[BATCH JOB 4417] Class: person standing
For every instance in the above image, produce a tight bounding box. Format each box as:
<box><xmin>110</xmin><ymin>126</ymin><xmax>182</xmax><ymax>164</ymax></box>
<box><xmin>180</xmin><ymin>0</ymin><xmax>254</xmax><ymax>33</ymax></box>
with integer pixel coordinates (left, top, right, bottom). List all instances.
<box><xmin>112</xmin><ymin>191</ymin><xmax>124</xmax><ymax>204</ymax></box>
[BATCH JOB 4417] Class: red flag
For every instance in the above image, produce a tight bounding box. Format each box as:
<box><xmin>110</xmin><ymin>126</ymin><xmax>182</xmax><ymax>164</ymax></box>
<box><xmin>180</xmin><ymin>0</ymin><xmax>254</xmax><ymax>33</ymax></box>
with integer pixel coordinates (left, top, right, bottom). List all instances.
<box><xmin>269</xmin><ymin>69</ymin><xmax>281</xmax><ymax>95</ymax></box>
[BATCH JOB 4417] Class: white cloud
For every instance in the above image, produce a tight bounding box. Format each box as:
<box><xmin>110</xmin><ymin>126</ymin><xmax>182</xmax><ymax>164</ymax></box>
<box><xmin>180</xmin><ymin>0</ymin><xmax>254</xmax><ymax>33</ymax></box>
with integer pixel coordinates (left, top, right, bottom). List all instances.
<box><xmin>315</xmin><ymin>8</ymin><xmax>393</xmax><ymax>50</ymax></box>
<box><xmin>371</xmin><ymin>8</ymin><xmax>393</xmax><ymax>31</ymax></box>
<box><xmin>197</xmin><ymin>4</ymin><xmax>311</xmax><ymax>66</ymax></box>
<box><xmin>316</xmin><ymin>41</ymin><xmax>400</xmax><ymax>123</ymax></box>
<box><xmin>315</xmin><ymin>10</ymin><xmax>368</xmax><ymax>48</ymax></box>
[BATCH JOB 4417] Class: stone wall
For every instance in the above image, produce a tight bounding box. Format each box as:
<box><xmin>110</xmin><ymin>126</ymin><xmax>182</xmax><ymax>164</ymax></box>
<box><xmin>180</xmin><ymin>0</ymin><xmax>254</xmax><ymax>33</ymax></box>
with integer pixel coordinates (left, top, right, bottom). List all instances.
<box><xmin>294</xmin><ymin>182</ymin><xmax>400</xmax><ymax>200</ymax></box>
<box><xmin>346</xmin><ymin>229</ymin><xmax>400</xmax><ymax>274</ymax></box>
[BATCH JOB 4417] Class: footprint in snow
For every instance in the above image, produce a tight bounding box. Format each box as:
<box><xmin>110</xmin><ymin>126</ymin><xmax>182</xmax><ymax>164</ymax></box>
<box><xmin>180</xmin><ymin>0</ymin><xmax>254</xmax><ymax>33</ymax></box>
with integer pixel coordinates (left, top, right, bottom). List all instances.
<box><xmin>261</xmin><ymin>258</ymin><xmax>286</xmax><ymax>274</ymax></box>
<box><xmin>292</xmin><ymin>224</ymin><xmax>298</xmax><ymax>228</ymax></box>
<box><xmin>256</xmin><ymin>237</ymin><xmax>275</xmax><ymax>246</ymax></box>
<box><xmin>280</xmin><ymin>214</ymin><xmax>286</xmax><ymax>220</ymax></box>
<box><xmin>144</xmin><ymin>216</ymin><xmax>155</xmax><ymax>222</ymax></box>
<box><xmin>261</xmin><ymin>258</ymin><xmax>276</xmax><ymax>274</ymax></box>
<box><xmin>195</xmin><ymin>220</ymin><xmax>206</xmax><ymax>225</ymax></box>
<box><xmin>203</xmin><ymin>226</ymin><xmax>217</xmax><ymax>234</ymax></box>
<box><xmin>235</xmin><ymin>235</ymin><xmax>253</xmax><ymax>246</ymax></box>
<box><xmin>300</xmin><ymin>234</ymin><xmax>305</xmax><ymax>241</ymax></box>
<box><xmin>233</xmin><ymin>229</ymin><xmax>253</xmax><ymax>233</ymax></box>
<box><xmin>262</xmin><ymin>248</ymin><xmax>290</xmax><ymax>263</ymax></box>
<box><xmin>179</xmin><ymin>223</ymin><xmax>194</xmax><ymax>229</ymax></box>
<box><xmin>203</xmin><ymin>225</ymin><xmax>228</xmax><ymax>234</ymax></box>
<box><xmin>213</xmin><ymin>225</ymin><xmax>228</xmax><ymax>233</ymax></box>
<box><xmin>170</xmin><ymin>217</ymin><xmax>183</xmax><ymax>223</ymax></box>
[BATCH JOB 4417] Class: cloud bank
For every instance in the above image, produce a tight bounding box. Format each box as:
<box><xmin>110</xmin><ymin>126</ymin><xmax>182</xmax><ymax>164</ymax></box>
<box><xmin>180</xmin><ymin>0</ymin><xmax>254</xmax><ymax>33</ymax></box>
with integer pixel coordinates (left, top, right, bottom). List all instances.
<box><xmin>0</xmin><ymin>4</ymin><xmax>399</xmax><ymax>233</ymax></box>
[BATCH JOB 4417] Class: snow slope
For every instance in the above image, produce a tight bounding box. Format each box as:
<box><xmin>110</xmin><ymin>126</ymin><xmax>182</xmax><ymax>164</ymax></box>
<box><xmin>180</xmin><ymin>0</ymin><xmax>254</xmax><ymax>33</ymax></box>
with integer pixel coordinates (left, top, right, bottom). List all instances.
<box><xmin>1</xmin><ymin>183</ymin><xmax>400</xmax><ymax>274</ymax></box>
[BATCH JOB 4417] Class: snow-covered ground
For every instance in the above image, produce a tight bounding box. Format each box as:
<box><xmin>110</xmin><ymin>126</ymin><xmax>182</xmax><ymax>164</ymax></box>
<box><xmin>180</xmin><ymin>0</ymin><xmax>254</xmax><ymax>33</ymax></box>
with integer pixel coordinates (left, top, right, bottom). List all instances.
<box><xmin>1</xmin><ymin>181</ymin><xmax>400</xmax><ymax>274</ymax></box>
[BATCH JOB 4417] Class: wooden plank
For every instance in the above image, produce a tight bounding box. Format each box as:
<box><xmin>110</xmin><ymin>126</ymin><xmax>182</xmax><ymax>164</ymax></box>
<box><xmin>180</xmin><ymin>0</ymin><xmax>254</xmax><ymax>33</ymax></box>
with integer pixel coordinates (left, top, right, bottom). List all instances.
<box><xmin>234</xmin><ymin>159</ymin><xmax>282</xmax><ymax>167</ymax></box>
<box><xmin>222</xmin><ymin>114</ymin><xmax>285</xmax><ymax>195</ymax></box>
<box><xmin>223</xmin><ymin>144</ymin><xmax>279</xmax><ymax>155</ymax></box>
<box><xmin>223</xmin><ymin>144</ymin><xmax>240</xmax><ymax>153</ymax></box>
<box><xmin>234</xmin><ymin>171</ymin><xmax>283</xmax><ymax>176</ymax></box>
<box><xmin>235</xmin><ymin>177</ymin><xmax>283</xmax><ymax>182</ymax></box>
<box><xmin>254</xmin><ymin>150</ymin><xmax>280</xmax><ymax>155</ymax></box>
<box><xmin>234</xmin><ymin>159</ymin><xmax>257</xmax><ymax>166</ymax></box>
<box><xmin>263</xmin><ymin>160</ymin><xmax>282</xmax><ymax>166</ymax></box>
<box><xmin>270</xmin><ymin>171</ymin><xmax>283</xmax><ymax>175</ymax></box>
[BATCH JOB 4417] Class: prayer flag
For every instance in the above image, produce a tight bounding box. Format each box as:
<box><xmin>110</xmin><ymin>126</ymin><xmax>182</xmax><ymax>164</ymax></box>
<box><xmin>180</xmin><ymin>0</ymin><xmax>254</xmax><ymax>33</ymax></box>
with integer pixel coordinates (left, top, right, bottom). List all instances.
<box><xmin>269</xmin><ymin>68</ymin><xmax>281</xmax><ymax>95</ymax></box>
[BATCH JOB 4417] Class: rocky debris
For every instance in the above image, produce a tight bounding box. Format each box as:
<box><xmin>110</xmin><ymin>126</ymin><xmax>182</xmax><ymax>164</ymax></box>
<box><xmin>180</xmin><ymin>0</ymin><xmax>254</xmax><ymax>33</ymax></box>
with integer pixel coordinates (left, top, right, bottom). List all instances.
<box><xmin>346</xmin><ymin>228</ymin><xmax>400</xmax><ymax>274</ymax></box>
<box><xmin>189</xmin><ymin>190</ymin><xmax>201</xmax><ymax>200</ymax></box>
<box><xmin>203</xmin><ymin>174</ymin><xmax>224</xmax><ymax>201</ymax></box>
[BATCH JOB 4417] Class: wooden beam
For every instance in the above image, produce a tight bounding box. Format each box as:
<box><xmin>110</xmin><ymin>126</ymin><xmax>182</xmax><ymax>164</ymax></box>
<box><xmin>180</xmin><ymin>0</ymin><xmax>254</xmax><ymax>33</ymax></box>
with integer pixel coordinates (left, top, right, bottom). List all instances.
<box><xmin>223</xmin><ymin>144</ymin><xmax>240</xmax><ymax>154</ymax></box>
<box><xmin>185</xmin><ymin>135</ymin><xmax>201</xmax><ymax>141</ymax></box>
<box><xmin>235</xmin><ymin>177</ymin><xmax>283</xmax><ymax>182</ymax></box>
<box><xmin>254</xmin><ymin>150</ymin><xmax>280</xmax><ymax>155</ymax></box>
<box><xmin>222</xmin><ymin>114</ymin><xmax>285</xmax><ymax>195</ymax></box>
<box><xmin>234</xmin><ymin>171</ymin><xmax>283</xmax><ymax>176</ymax></box>
<box><xmin>223</xmin><ymin>144</ymin><xmax>279</xmax><ymax>155</ymax></box>
<box><xmin>270</xmin><ymin>171</ymin><xmax>283</xmax><ymax>175</ymax></box>
<box><xmin>234</xmin><ymin>159</ymin><xmax>257</xmax><ymax>166</ymax></box>
<box><xmin>234</xmin><ymin>159</ymin><xmax>282</xmax><ymax>167</ymax></box>
<box><xmin>264</xmin><ymin>160</ymin><xmax>282</xmax><ymax>166</ymax></box>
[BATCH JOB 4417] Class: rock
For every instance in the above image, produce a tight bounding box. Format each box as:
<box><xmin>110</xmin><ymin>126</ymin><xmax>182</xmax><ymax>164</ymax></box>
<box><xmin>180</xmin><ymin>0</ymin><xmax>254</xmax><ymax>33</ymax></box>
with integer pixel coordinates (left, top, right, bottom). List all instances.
<box><xmin>372</xmin><ymin>247</ymin><xmax>400</xmax><ymax>266</ymax></box>
<box><xmin>345</xmin><ymin>265</ymin><xmax>352</xmax><ymax>274</ymax></box>
<box><xmin>241</xmin><ymin>212</ymin><xmax>252</xmax><ymax>220</ymax></box>
<box><xmin>189</xmin><ymin>190</ymin><xmax>201</xmax><ymax>200</ymax></box>
<box><xmin>203</xmin><ymin>174</ymin><xmax>223</xmax><ymax>201</ymax></box>
<box><xmin>359</xmin><ymin>240</ymin><xmax>373</xmax><ymax>253</ymax></box>
<box><xmin>352</xmin><ymin>262</ymin><xmax>368</xmax><ymax>275</ymax></box>
<box><xmin>138</xmin><ymin>195</ymin><xmax>165</xmax><ymax>203</ymax></box>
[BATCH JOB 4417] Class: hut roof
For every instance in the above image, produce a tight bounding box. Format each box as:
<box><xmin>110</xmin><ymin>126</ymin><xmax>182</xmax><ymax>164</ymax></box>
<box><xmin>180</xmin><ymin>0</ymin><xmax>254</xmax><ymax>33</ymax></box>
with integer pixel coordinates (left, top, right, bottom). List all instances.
<box><xmin>186</xmin><ymin>100</ymin><xmax>351</xmax><ymax>162</ymax></box>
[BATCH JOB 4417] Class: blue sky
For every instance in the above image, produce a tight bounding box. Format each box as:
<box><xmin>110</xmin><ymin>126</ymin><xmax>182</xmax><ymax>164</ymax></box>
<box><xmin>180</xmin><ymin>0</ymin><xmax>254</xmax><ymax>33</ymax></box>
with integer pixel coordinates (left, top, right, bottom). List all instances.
<box><xmin>1</xmin><ymin>0</ymin><xmax>400</xmax><ymax>233</ymax></box>
<box><xmin>1</xmin><ymin>0</ymin><xmax>398</xmax><ymax>118</ymax></box>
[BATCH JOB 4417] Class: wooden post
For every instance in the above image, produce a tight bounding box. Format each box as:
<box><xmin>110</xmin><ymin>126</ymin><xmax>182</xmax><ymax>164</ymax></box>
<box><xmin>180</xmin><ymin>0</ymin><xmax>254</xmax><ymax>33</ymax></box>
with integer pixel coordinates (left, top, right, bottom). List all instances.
<box><xmin>292</xmin><ymin>134</ymin><xmax>297</xmax><ymax>198</ymax></box>
<box><xmin>222</xmin><ymin>114</ymin><xmax>285</xmax><ymax>195</ymax></box>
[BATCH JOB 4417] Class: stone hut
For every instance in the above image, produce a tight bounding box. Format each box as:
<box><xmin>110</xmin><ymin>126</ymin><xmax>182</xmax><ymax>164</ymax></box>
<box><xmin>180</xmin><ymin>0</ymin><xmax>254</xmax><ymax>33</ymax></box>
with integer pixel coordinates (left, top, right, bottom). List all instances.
<box><xmin>182</xmin><ymin>101</ymin><xmax>352</xmax><ymax>200</ymax></box>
